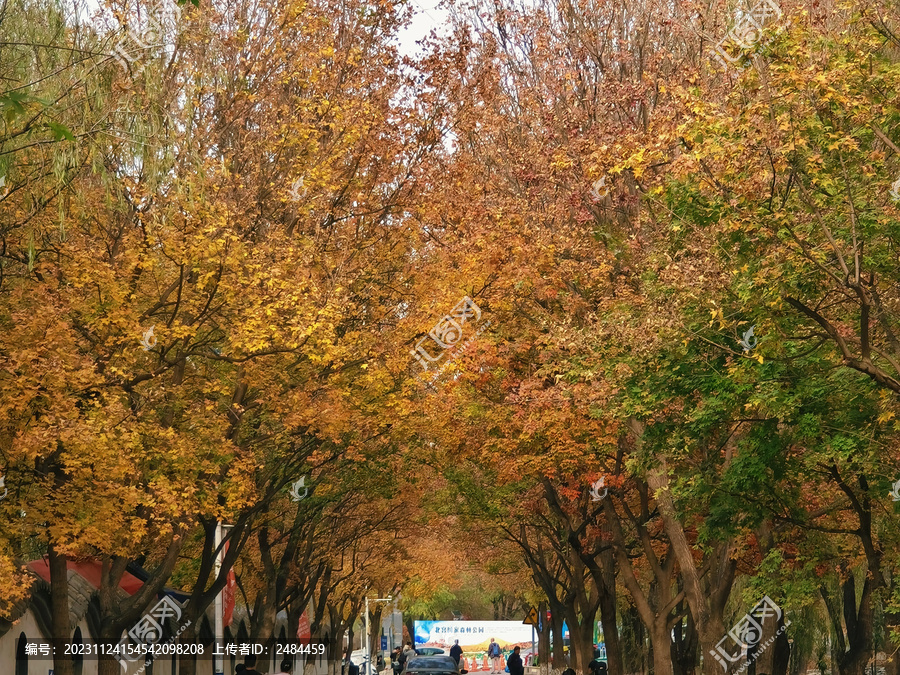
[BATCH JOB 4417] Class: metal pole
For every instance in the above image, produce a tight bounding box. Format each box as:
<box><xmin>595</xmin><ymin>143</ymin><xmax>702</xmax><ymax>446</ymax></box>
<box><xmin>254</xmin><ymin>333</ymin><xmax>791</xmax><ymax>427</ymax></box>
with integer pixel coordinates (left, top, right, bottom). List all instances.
<box><xmin>365</xmin><ymin>597</ymin><xmax>371</xmax><ymax>675</ymax></box>
<box><xmin>214</xmin><ymin>522</ymin><xmax>224</xmax><ymax>675</ymax></box>
<box><xmin>531</xmin><ymin>626</ymin><xmax>536</xmax><ymax>668</ymax></box>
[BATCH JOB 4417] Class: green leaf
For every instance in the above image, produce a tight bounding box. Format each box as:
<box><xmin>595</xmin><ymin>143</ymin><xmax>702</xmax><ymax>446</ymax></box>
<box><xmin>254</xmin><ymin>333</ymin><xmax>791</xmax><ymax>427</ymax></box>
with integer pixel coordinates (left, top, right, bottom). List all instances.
<box><xmin>46</xmin><ymin>121</ymin><xmax>75</xmax><ymax>142</ymax></box>
<box><xmin>0</xmin><ymin>91</ymin><xmax>30</xmax><ymax>121</ymax></box>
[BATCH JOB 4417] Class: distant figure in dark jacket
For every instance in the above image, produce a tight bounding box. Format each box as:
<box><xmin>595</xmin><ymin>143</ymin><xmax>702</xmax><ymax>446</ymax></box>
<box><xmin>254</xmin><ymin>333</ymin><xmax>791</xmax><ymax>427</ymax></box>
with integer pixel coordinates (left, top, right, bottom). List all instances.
<box><xmin>507</xmin><ymin>647</ymin><xmax>524</xmax><ymax>675</ymax></box>
<box><xmin>450</xmin><ymin>640</ymin><xmax>463</xmax><ymax>667</ymax></box>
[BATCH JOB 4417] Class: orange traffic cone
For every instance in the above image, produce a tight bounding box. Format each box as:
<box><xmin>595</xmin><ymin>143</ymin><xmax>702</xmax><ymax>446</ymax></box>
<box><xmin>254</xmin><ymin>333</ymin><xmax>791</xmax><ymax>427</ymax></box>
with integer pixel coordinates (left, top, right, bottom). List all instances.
<box><xmin>483</xmin><ymin>655</ymin><xmax>489</xmax><ymax>671</ymax></box>
<box><xmin>471</xmin><ymin>657</ymin><xmax>479</xmax><ymax>671</ymax></box>
<box><xmin>500</xmin><ymin>656</ymin><xmax>506</xmax><ymax>669</ymax></box>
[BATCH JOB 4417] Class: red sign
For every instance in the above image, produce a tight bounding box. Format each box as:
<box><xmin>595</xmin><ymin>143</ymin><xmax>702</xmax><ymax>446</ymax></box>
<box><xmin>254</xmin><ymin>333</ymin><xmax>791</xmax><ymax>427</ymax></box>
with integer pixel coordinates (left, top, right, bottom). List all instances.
<box><xmin>223</xmin><ymin>541</ymin><xmax>236</xmax><ymax>627</ymax></box>
<box><xmin>297</xmin><ymin>610</ymin><xmax>312</xmax><ymax>641</ymax></box>
<box><xmin>223</xmin><ymin>568</ymin><xmax>236</xmax><ymax>627</ymax></box>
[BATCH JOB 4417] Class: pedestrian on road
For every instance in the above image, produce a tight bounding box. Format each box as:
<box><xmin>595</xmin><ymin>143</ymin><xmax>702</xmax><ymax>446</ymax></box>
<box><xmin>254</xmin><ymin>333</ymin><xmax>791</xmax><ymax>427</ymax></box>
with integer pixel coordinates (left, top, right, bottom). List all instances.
<box><xmin>242</xmin><ymin>656</ymin><xmax>263</xmax><ymax>675</ymax></box>
<box><xmin>275</xmin><ymin>659</ymin><xmax>294</xmax><ymax>674</ymax></box>
<box><xmin>402</xmin><ymin>642</ymin><xmax>418</xmax><ymax>668</ymax></box>
<box><xmin>507</xmin><ymin>647</ymin><xmax>524</xmax><ymax>675</ymax></box>
<box><xmin>392</xmin><ymin>646</ymin><xmax>403</xmax><ymax>674</ymax></box>
<box><xmin>450</xmin><ymin>640</ymin><xmax>463</xmax><ymax>668</ymax></box>
<box><xmin>488</xmin><ymin>639</ymin><xmax>502</xmax><ymax>674</ymax></box>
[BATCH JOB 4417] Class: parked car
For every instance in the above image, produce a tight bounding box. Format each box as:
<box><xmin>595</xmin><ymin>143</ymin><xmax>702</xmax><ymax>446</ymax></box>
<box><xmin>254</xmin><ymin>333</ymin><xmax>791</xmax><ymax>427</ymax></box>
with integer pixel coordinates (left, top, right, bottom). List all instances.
<box><xmin>402</xmin><ymin>655</ymin><xmax>467</xmax><ymax>675</ymax></box>
<box><xmin>416</xmin><ymin>648</ymin><xmax>447</xmax><ymax>656</ymax></box>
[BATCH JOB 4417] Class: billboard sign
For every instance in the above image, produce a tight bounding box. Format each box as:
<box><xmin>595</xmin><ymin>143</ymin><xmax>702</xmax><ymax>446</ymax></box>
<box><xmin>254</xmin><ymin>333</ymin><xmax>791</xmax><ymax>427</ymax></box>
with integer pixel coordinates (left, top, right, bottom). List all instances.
<box><xmin>414</xmin><ymin>621</ymin><xmax>534</xmax><ymax>652</ymax></box>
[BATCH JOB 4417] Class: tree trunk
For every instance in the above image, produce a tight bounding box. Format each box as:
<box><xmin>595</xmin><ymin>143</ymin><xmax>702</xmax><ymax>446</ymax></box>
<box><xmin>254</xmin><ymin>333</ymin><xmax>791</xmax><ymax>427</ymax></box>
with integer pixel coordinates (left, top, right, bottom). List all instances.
<box><xmin>566</xmin><ymin>605</ymin><xmax>596</xmax><ymax>674</ymax></box>
<box><xmin>672</xmin><ymin>605</ymin><xmax>698</xmax><ymax>675</ymax></box>
<box><xmin>598</xmin><ymin>577</ymin><xmax>623</xmax><ymax>675</ymax></box>
<box><xmin>603</xmin><ymin>488</ymin><xmax>679</xmax><ymax>675</ymax></box>
<box><xmin>370</xmin><ymin>605</ymin><xmax>385</xmax><ymax>675</ymax></box>
<box><xmin>622</xmin><ymin>604</ymin><xmax>646</xmax><ymax>675</ymax></box>
<box><xmin>177</xmin><ymin>620</ymin><xmax>201</xmax><ymax>675</ymax></box>
<box><xmin>820</xmin><ymin>565</ymin><xmax>876</xmax><ymax>675</ymax></box>
<box><xmin>771</xmin><ymin>617</ymin><xmax>790</xmax><ymax>675</ymax></box>
<box><xmin>752</xmin><ymin>609</ymin><xmax>778</xmax><ymax>675</ymax></box>
<box><xmin>98</xmin><ymin>653</ymin><xmax>124</xmax><ymax>675</ymax></box>
<box><xmin>650</xmin><ymin>623</ymin><xmax>675</xmax><ymax>675</ymax></box>
<box><xmin>837</xmin><ymin>574</ymin><xmax>874</xmax><ymax>675</ymax></box>
<box><xmin>49</xmin><ymin>542</ymin><xmax>75</xmax><ymax>675</ymax></box>
<box><xmin>645</xmin><ymin>459</ymin><xmax>733</xmax><ymax>675</ymax></box>
<box><xmin>406</xmin><ymin>619</ymin><xmax>415</xmax><ymax>649</ymax></box>
<box><xmin>538</xmin><ymin>601</ymin><xmax>551</xmax><ymax>675</ymax></box>
<box><xmin>550</xmin><ymin>602</ymin><xmax>566</xmax><ymax>669</ymax></box>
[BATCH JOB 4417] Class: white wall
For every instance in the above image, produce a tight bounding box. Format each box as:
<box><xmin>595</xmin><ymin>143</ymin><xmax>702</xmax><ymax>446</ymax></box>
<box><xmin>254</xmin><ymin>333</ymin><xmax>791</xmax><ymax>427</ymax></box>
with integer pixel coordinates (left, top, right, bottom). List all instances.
<box><xmin>0</xmin><ymin>610</ymin><xmax>220</xmax><ymax>675</ymax></box>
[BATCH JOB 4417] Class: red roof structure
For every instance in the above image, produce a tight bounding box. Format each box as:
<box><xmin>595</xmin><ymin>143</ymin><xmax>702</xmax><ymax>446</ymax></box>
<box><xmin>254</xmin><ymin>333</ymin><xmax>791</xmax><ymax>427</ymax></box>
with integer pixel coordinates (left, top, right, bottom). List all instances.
<box><xmin>27</xmin><ymin>558</ymin><xmax>144</xmax><ymax>596</ymax></box>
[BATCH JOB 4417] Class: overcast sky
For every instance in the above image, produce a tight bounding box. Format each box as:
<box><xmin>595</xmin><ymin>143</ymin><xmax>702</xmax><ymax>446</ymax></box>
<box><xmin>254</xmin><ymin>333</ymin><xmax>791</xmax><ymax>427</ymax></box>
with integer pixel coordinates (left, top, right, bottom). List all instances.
<box><xmin>78</xmin><ymin>0</ymin><xmax>453</xmax><ymax>68</ymax></box>
<box><xmin>394</xmin><ymin>0</ymin><xmax>451</xmax><ymax>58</ymax></box>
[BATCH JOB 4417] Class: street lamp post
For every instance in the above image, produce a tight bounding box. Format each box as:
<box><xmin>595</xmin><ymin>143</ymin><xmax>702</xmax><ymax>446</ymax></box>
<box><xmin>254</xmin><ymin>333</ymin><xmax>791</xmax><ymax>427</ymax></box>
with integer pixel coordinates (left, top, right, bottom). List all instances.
<box><xmin>365</xmin><ymin>596</ymin><xmax>393</xmax><ymax>675</ymax></box>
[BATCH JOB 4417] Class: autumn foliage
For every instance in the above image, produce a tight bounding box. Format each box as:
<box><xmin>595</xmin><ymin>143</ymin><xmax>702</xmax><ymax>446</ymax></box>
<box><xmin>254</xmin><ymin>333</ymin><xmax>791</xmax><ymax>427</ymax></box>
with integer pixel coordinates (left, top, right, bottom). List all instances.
<box><xmin>4</xmin><ymin>1</ymin><xmax>900</xmax><ymax>675</ymax></box>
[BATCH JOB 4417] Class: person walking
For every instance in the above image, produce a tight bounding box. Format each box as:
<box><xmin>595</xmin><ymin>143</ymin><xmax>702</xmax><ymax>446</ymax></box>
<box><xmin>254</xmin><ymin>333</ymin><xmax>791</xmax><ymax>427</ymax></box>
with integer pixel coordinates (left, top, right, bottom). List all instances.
<box><xmin>402</xmin><ymin>642</ymin><xmax>418</xmax><ymax>668</ymax></box>
<box><xmin>488</xmin><ymin>639</ymin><xmax>502</xmax><ymax>674</ymax></box>
<box><xmin>392</xmin><ymin>646</ymin><xmax>403</xmax><ymax>675</ymax></box>
<box><xmin>507</xmin><ymin>647</ymin><xmax>524</xmax><ymax>675</ymax></box>
<box><xmin>450</xmin><ymin>640</ymin><xmax>463</xmax><ymax>668</ymax></box>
